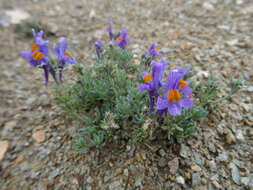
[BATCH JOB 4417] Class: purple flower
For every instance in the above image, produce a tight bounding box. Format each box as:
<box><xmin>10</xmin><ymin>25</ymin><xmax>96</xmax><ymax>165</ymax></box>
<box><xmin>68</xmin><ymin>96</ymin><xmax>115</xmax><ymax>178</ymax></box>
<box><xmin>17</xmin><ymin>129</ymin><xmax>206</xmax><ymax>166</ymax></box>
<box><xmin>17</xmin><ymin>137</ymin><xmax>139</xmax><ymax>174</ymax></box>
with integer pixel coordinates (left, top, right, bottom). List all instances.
<box><xmin>20</xmin><ymin>29</ymin><xmax>48</xmax><ymax>67</ymax></box>
<box><xmin>54</xmin><ymin>37</ymin><xmax>76</xmax><ymax>67</ymax></box>
<box><xmin>54</xmin><ymin>37</ymin><xmax>76</xmax><ymax>82</ymax></box>
<box><xmin>104</xmin><ymin>21</ymin><xmax>113</xmax><ymax>40</ymax></box>
<box><xmin>138</xmin><ymin>60</ymin><xmax>167</xmax><ymax>113</ymax></box>
<box><xmin>157</xmin><ymin>67</ymin><xmax>193</xmax><ymax>117</ymax></box>
<box><xmin>114</xmin><ymin>29</ymin><xmax>129</xmax><ymax>49</ymax></box>
<box><xmin>146</xmin><ymin>43</ymin><xmax>162</xmax><ymax>60</ymax></box>
<box><xmin>20</xmin><ymin>29</ymin><xmax>49</xmax><ymax>84</ymax></box>
<box><xmin>94</xmin><ymin>40</ymin><xmax>103</xmax><ymax>59</ymax></box>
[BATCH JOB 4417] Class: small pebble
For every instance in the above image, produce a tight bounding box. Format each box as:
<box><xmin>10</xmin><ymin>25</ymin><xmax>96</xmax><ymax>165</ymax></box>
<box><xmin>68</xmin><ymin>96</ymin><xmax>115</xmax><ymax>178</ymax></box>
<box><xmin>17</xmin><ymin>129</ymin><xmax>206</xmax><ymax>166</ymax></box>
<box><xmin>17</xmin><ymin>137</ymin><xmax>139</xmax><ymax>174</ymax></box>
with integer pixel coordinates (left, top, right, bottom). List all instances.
<box><xmin>176</xmin><ymin>176</ymin><xmax>185</xmax><ymax>185</ymax></box>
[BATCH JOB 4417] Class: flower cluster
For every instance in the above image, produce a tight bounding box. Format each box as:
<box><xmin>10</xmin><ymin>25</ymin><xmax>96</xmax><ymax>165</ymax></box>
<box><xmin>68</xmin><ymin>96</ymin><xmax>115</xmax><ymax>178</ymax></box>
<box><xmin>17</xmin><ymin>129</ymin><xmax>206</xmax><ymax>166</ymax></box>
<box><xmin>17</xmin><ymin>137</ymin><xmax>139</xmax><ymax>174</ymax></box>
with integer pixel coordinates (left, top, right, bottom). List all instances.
<box><xmin>20</xmin><ymin>22</ymin><xmax>242</xmax><ymax>150</ymax></box>
<box><xmin>138</xmin><ymin>56</ymin><xmax>194</xmax><ymax>117</ymax></box>
<box><xmin>146</xmin><ymin>43</ymin><xmax>163</xmax><ymax>60</ymax></box>
<box><xmin>138</xmin><ymin>59</ymin><xmax>167</xmax><ymax>113</ymax></box>
<box><xmin>95</xmin><ymin>21</ymin><xmax>130</xmax><ymax>56</ymax></box>
<box><xmin>20</xmin><ymin>29</ymin><xmax>76</xmax><ymax>84</ymax></box>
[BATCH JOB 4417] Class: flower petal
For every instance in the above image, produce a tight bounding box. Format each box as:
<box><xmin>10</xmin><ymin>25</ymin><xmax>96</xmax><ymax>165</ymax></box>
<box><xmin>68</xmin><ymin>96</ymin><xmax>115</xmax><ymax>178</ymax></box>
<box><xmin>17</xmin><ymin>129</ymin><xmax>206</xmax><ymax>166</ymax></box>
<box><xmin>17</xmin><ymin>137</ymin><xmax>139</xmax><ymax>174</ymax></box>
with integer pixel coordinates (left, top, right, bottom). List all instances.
<box><xmin>151</xmin><ymin>59</ymin><xmax>167</xmax><ymax>90</ymax></box>
<box><xmin>64</xmin><ymin>56</ymin><xmax>76</xmax><ymax>64</ymax></box>
<box><xmin>157</xmin><ymin>97</ymin><xmax>169</xmax><ymax>110</ymax></box>
<box><xmin>179</xmin><ymin>96</ymin><xmax>194</xmax><ymax>108</ymax></box>
<box><xmin>180</xmin><ymin>85</ymin><xmax>192</xmax><ymax>95</ymax></box>
<box><xmin>138</xmin><ymin>84</ymin><xmax>150</xmax><ymax>92</ymax></box>
<box><xmin>176</xmin><ymin>66</ymin><xmax>191</xmax><ymax>76</ymax></box>
<box><xmin>163</xmin><ymin>70</ymin><xmax>182</xmax><ymax>93</ymax></box>
<box><xmin>141</xmin><ymin>72</ymin><xmax>149</xmax><ymax>80</ymax></box>
<box><xmin>54</xmin><ymin>45</ymin><xmax>60</xmax><ymax>58</ymax></box>
<box><xmin>20</xmin><ymin>51</ymin><xmax>31</xmax><ymax>61</ymax></box>
<box><xmin>167</xmin><ymin>102</ymin><xmax>181</xmax><ymax>116</ymax></box>
<box><xmin>59</xmin><ymin>37</ymin><xmax>68</xmax><ymax>56</ymax></box>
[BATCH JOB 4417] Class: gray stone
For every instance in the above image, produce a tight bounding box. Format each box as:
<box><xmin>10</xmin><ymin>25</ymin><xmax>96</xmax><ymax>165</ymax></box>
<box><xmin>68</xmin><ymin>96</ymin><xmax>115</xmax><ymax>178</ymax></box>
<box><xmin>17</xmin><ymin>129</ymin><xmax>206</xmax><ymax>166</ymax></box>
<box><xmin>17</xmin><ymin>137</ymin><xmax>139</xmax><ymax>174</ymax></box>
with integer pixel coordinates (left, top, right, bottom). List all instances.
<box><xmin>210</xmin><ymin>174</ymin><xmax>219</xmax><ymax>181</ymax></box>
<box><xmin>235</xmin><ymin>130</ymin><xmax>244</xmax><ymax>141</ymax></box>
<box><xmin>208</xmin><ymin>160</ymin><xmax>217</xmax><ymax>172</ymax></box>
<box><xmin>158</xmin><ymin>157</ymin><xmax>167</xmax><ymax>167</ymax></box>
<box><xmin>161</xmin><ymin>48</ymin><xmax>173</xmax><ymax>53</ymax></box>
<box><xmin>26</xmin><ymin>96</ymin><xmax>37</xmax><ymax>105</ymax></box>
<box><xmin>109</xmin><ymin>181</ymin><xmax>122</xmax><ymax>190</ymax></box>
<box><xmin>226</xmin><ymin>131</ymin><xmax>236</xmax><ymax>144</ymax></box>
<box><xmin>89</xmin><ymin>9</ymin><xmax>96</xmax><ymax>20</ymax></box>
<box><xmin>192</xmin><ymin>173</ymin><xmax>201</xmax><ymax>186</ymax></box>
<box><xmin>228</xmin><ymin>162</ymin><xmax>241</xmax><ymax>185</ymax></box>
<box><xmin>226</xmin><ymin>39</ymin><xmax>238</xmax><ymax>46</ymax></box>
<box><xmin>168</xmin><ymin>157</ymin><xmax>179</xmax><ymax>174</ymax></box>
<box><xmin>2</xmin><ymin>120</ymin><xmax>17</xmax><ymax>136</ymax></box>
<box><xmin>246</xmin><ymin>86</ymin><xmax>253</xmax><ymax>92</ymax></box>
<box><xmin>201</xmin><ymin>178</ymin><xmax>207</xmax><ymax>185</ymax></box>
<box><xmin>159</xmin><ymin>149</ymin><xmax>166</xmax><ymax>157</ymax></box>
<box><xmin>87</xmin><ymin>176</ymin><xmax>94</xmax><ymax>184</ymax></box>
<box><xmin>128</xmin><ymin>145</ymin><xmax>136</xmax><ymax>157</ymax></box>
<box><xmin>203</xmin><ymin>2</ymin><xmax>214</xmax><ymax>10</ymax></box>
<box><xmin>134</xmin><ymin>176</ymin><xmax>142</xmax><ymax>187</ymax></box>
<box><xmin>191</xmin><ymin>165</ymin><xmax>202</xmax><ymax>172</ymax></box>
<box><xmin>123</xmin><ymin>168</ymin><xmax>129</xmax><ymax>177</ymax></box>
<box><xmin>104</xmin><ymin>170</ymin><xmax>114</xmax><ymax>182</ymax></box>
<box><xmin>1</xmin><ymin>161</ymin><xmax>10</xmax><ymax>169</ymax></box>
<box><xmin>180</xmin><ymin>144</ymin><xmax>190</xmax><ymax>158</ymax></box>
<box><xmin>208</xmin><ymin>143</ymin><xmax>216</xmax><ymax>153</ymax></box>
<box><xmin>38</xmin><ymin>94</ymin><xmax>49</xmax><ymax>105</ymax></box>
<box><xmin>48</xmin><ymin>168</ymin><xmax>60</xmax><ymax>179</ymax></box>
<box><xmin>217</xmin><ymin>152</ymin><xmax>228</xmax><ymax>162</ymax></box>
<box><xmin>246</xmin><ymin>176</ymin><xmax>253</xmax><ymax>188</ymax></box>
<box><xmin>20</xmin><ymin>161</ymin><xmax>30</xmax><ymax>171</ymax></box>
<box><xmin>5</xmin><ymin>9</ymin><xmax>30</xmax><ymax>24</ymax></box>
<box><xmin>176</xmin><ymin>176</ymin><xmax>185</xmax><ymax>185</ymax></box>
<box><xmin>193</xmin><ymin>152</ymin><xmax>205</xmax><ymax>166</ymax></box>
<box><xmin>241</xmin><ymin>177</ymin><xmax>250</xmax><ymax>186</ymax></box>
<box><xmin>30</xmin><ymin>171</ymin><xmax>40</xmax><ymax>179</ymax></box>
<box><xmin>217</xmin><ymin>25</ymin><xmax>230</xmax><ymax>31</ymax></box>
<box><xmin>129</xmin><ymin>165</ymin><xmax>138</xmax><ymax>174</ymax></box>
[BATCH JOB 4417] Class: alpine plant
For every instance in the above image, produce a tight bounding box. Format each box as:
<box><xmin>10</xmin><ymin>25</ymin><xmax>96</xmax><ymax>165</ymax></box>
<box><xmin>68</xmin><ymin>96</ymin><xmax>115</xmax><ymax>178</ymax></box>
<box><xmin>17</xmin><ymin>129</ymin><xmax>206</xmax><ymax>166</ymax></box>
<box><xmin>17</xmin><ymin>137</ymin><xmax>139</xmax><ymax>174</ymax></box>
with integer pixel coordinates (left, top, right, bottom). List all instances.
<box><xmin>157</xmin><ymin>67</ymin><xmax>194</xmax><ymax>118</ymax></box>
<box><xmin>138</xmin><ymin>60</ymin><xmax>168</xmax><ymax>114</ymax></box>
<box><xmin>20</xmin><ymin>29</ymin><xmax>77</xmax><ymax>84</ymax></box>
<box><xmin>138</xmin><ymin>43</ymin><xmax>194</xmax><ymax>118</ymax></box>
<box><xmin>20</xmin><ymin>29</ymin><xmax>50</xmax><ymax>84</ymax></box>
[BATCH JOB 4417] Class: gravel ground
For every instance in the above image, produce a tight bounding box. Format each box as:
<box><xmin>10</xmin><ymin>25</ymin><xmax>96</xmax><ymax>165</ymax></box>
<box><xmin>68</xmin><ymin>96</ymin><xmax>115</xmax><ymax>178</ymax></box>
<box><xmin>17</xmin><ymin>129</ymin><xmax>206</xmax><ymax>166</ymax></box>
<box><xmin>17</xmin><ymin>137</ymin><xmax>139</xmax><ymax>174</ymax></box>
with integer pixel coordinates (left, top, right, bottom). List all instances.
<box><xmin>0</xmin><ymin>0</ymin><xmax>253</xmax><ymax>189</ymax></box>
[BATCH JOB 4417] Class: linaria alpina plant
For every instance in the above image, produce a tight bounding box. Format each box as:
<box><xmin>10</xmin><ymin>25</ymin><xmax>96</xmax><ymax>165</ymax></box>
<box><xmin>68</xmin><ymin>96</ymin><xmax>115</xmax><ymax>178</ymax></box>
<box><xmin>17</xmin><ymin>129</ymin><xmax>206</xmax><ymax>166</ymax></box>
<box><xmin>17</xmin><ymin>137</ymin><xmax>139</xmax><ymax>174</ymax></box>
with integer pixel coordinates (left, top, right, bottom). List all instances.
<box><xmin>114</xmin><ymin>29</ymin><xmax>129</xmax><ymax>49</ymax></box>
<box><xmin>141</xmin><ymin>43</ymin><xmax>163</xmax><ymax>66</ymax></box>
<box><xmin>138</xmin><ymin>60</ymin><xmax>167</xmax><ymax>114</ymax></box>
<box><xmin>104</xmin><ymin>20</ymin><xmax>113</xmax><ymax>40</ymax></box>
<box><xmin>20</xmin><ymin>29</ymin><xmax>77</xmax><ymax>84</ymax></box>
<box><xmin>20</xmin><ymin>23</ymin><xmax>242</xmax><ymax>152</ymax></box>
<box><xmin>146</xmin><ymin>43</ymin><xmax>163</xmax><ymax>60</ymax></box>
<box><xmin>20</xmin><ymin>29</ymin><xmax>50</xmax><ymax>84</ymax></box>
<box><xmin>54</xmin><ymin>37</ymin><xmax>76</xmax><ymax>82</ymax></box>
<box><xmin>94</xmin><ymin>40</ymin><xmax>103</xmax><ymax>59</ymax></box>
<box><xmin>157</xmin><ymin>67</ymin><xmax>193</xmax><ymax>118</ymax></box>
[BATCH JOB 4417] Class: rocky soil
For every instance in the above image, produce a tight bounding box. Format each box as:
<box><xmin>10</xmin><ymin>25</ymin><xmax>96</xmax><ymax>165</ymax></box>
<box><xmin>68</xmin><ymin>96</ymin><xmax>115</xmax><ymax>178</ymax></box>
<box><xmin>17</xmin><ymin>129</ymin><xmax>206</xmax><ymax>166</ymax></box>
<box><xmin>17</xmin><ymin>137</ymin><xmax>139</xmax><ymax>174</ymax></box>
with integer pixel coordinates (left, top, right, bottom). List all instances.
<box><xmin>0</xmin><ymin>0</ymin><xmax>253</xmax><ymax>189</ymax></box>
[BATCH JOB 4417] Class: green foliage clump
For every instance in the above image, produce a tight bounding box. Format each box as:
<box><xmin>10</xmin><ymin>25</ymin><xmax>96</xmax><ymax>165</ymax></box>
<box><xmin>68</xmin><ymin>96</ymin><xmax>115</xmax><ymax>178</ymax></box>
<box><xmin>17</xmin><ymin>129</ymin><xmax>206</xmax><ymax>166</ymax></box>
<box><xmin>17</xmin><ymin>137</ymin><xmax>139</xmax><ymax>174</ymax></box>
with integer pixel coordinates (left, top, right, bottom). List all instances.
<box><xmin>55</xmin><ymin>45</ymin><xmax>149</xmax><ymax>151</ymax></box>
<box><xmin>54</xmin><ymin>44</ymin><xmax>242</xmax><ymax>152</ymax></box>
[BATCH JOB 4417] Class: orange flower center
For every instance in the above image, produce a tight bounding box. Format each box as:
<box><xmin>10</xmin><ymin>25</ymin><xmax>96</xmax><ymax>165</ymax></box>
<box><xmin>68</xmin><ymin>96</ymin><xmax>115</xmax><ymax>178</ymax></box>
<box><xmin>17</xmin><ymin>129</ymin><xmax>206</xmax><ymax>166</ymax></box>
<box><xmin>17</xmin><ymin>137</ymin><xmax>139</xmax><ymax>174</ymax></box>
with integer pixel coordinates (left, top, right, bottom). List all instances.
<box><xmin>31</xmin><ymin>44</ymin><xmax>39</xmax><ymax>51</ymax></box>
<box><xmin>64</xmin><ymin>51</ymin><xmax>72</xmax><ymax>57</ymax></box>
<box><xmin>143</xmin><ymin>73</ymin><xmax>152</xmax><ymax>83</ymax></box>
<box><xmin>167</xmin><ymin>89</ymin><xmax>181</xmax><ymax>102</ymax></box>
<box><xmin>116</xmin><ymin>36</ymin><xmax>123</xmax><ymax>42</ymax></box>
<box><xmin>179</xmin><ymin>80</ymin><xmax>187</xmax><ymax>89</ymax></box>
<box><xmin>32</xmin><ymin>51</ymin><xmax>44</xmax><ymax>61</ymax></box>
